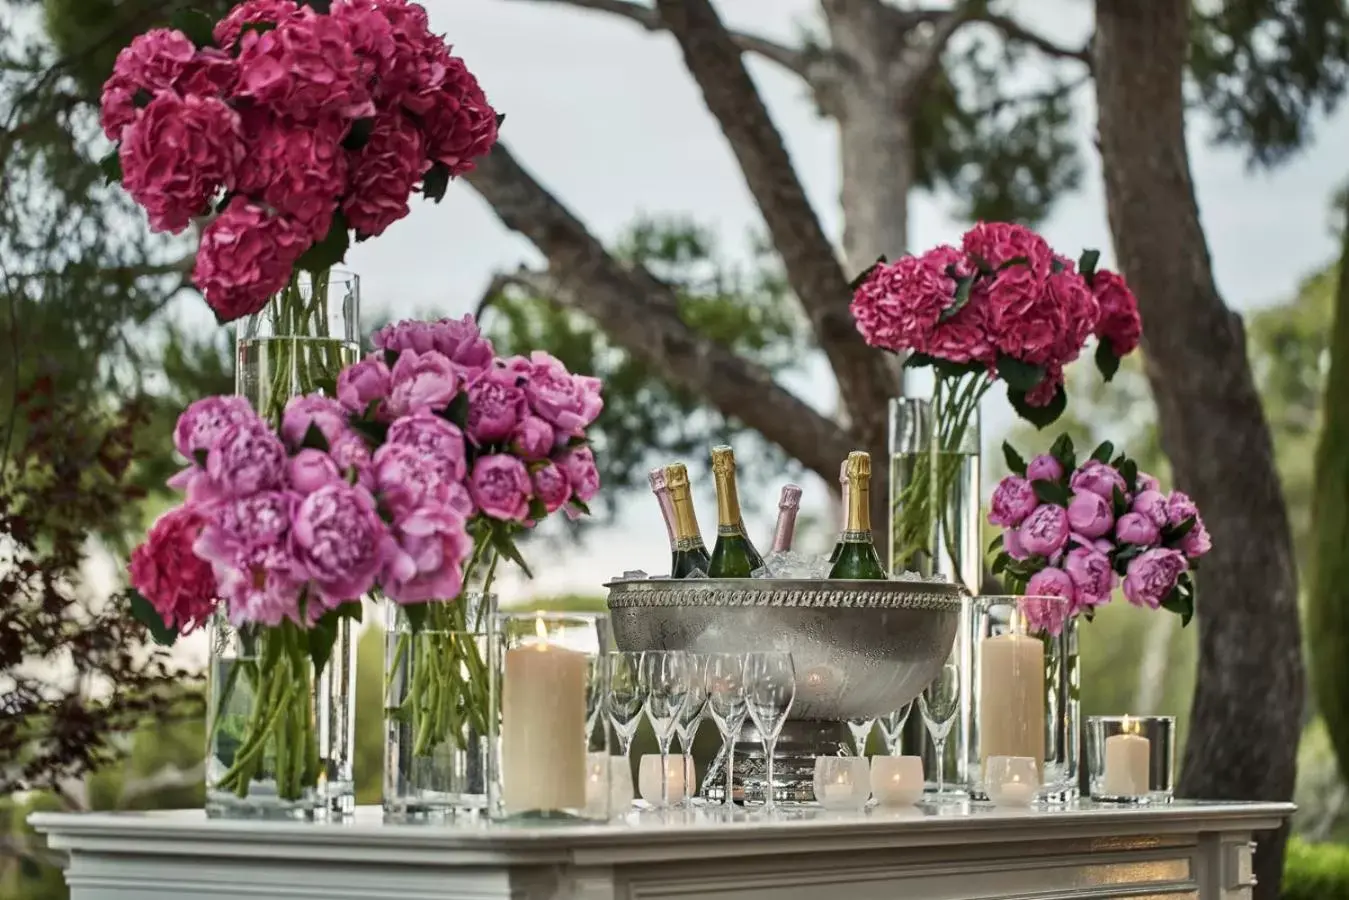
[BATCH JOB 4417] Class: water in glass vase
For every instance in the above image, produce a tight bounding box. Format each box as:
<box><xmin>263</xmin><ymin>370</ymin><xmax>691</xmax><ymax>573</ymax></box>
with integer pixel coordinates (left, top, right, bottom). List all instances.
<box><xmin>889</xmin><ymin>449</ymin><xmax>980</xmax><ymax>581</ymax></box>
<box><xmin>236</xmin><ymin>337</ymin><xmax>361</xmax><ymax>422</ymax></box>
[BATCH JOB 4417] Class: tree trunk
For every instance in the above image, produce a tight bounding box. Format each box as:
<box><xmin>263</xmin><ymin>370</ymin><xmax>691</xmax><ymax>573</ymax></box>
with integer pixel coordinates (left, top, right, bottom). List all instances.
<box><xmin>1094</xmin><ymin>4</ymin><xmax>1302</xmax><ymax>897</ymax></box>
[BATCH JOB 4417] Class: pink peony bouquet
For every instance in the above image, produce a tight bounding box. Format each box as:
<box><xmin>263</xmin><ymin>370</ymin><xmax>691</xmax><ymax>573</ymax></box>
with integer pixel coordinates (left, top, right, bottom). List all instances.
<box><xmin>129</xmin><ymin>314</ymin><xmax>603</xmax><ymax>796</ymax></box>
<box><xmin>99</xmin><ymin>0</ymin><xmax>499</xmax><ymax>323</ymax></box>
<box><xmin>987</xmin><ymin>435</ymin><xmax>1210</xmax><ymax>625</ymax></box>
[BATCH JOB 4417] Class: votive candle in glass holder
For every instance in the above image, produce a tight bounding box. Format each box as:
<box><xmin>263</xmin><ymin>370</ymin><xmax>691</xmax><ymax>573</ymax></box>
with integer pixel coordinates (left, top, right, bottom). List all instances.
<box><xmin>638</xmin><ymin>754</ymin><xmax>696</xmax><ymax>806</ymax></box>
<box><xmin>870</xmin><ymin>756</ymin><xmax>924</xmax><ymax>807</ymax></box>
<box><xmin>490</xmin><ymin>613</ymin><xmax>610</xmax><ymax>821</ymax></box>
<box><xmin>812</xmin><ymin>756</ymin><xmax>870</xmax><ymax>810</ymax></box>
<box><xmin>985</xmin><ymin>755</ymin><xmax>1038</xmax><ymax>808</ymax></box>
<box><xmin>1086</xmin><ymin>715</ymin><xmax>1175</xmax><ymax>804</ymax></box>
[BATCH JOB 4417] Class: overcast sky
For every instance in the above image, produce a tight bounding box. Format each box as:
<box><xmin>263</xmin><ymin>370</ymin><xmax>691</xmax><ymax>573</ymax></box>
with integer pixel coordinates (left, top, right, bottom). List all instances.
<box><xmin>301</xmin><ymin>0</ymin><xmax>1349</xmax><ymax>599</ymax></box>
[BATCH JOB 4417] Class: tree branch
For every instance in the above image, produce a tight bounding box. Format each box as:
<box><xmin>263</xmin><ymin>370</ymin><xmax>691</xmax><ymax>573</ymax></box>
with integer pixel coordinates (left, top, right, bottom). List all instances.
<box><xmin>499</xmin><ymin>0</ymin><xmax>815</xmax><ymax>77</ymax></box>
<box><xmin>976</xmin><ymin>11</ymin><xmax>1092</xmax><ymax>66</ymax></box>
<box><xmin>651</xmin><ymin>0</ymin><xmax>895</xmax><ymax>459</ymax></box>
<box><xmin>463</xmin><ymin>143</ymin><xmax>854</xmax><ymax>483</ymax></box>
<box><xmin>892</xmin><ymin>2</ymin><xmax>979</xmax><ymax>109</ymax></box>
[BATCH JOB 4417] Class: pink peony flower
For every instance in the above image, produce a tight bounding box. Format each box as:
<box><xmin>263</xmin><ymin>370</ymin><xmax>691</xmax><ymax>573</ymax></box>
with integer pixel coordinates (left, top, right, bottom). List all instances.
<box><xmin>505</xmin><ymin>351</ymin><xmax>604</xmax><ymax>436</ymax></box>
<box><xmin>235</xmin><ymin>8</ymin><xmax>374</xmax><ymax>121</ymax></box>
<box><xmin>337</xmin><ymin>354</ymin><xmax>392</xmax><ymax>416</ymax></box>
<box><xmin>342</xmin><ymin>111</ymin><xmax>428</xmax><ymax>239</ymax></box>
<box><xmin>557</xmin><ymin>445</ymin><xmax>600</xmax><ymax>509</ymax></box>
<box><xmin>291</xmin><ymin>482</ymin><xmax>392</xmax><ymax>606</ymax></box>
<box><xmin>196</xmin><ymin>490</ymin><xmax>297</xmax><ymax>566</ymax></box>
<box><xmin>1115</xmin><ymin>511</ymin><xmax>1161</xmax><ymax>547</ymax></box>
<box><xmin>1136</xmin><ymin>471</ymin><xmax>1161</xmax><ymax>494</ymax></box>
<box><xmin>1166</xmin><ymin>491</ymin><xmax>1212</xmax><ymax>558</ymax></box>
<box><xmin>173</xmin><ymin>395</ymin><xmax>258</xmax><ymax>460</ymax></box>
<box><xmin>119</xmin><ymin>92</ymin><xmax>244</xmax><ymax>234</ymax></box>
<box><xmin>1019</xmin><ymin>503</ymin><xmax>1069</xmax><ymax>557</ymax></box>
<box><xmin>510</xmin><ymin>416</ymin><xmax>555</xmax><ymax>460</ymax></box>
<box><xmin>988</xmin><ymin>475</ymin><xmax>1038</xmax><ymax>527</ymax></box>
<box><xmin>1064</xmin><ymin>546</ymin><xmax>1115</xmax><ymax>611</ymax></box>
<box><xmin>205</xmin><ymin>422</ymin><xmax>288</xmax><ymax>499</ymax></box>
<box><xmin>235</xmin><ymin>110</ymin><xmax>347</xmax><ymax>242</ymax></box>
<box><xmin>288</xmin><ymin>448</ymin><xmax>343</xmax><ymax>493</ymax></box>
<box><xmin>372</xmin><ymin>320</ymin><xmax>435</xmax><ymax>354</ymax></box>
<box><xmin>129</xmin><ymin>506</ymin><xmax>218</xmax><ymax>633</ymax></box>
<box><xmin>214</xmin><ymin>0</ymin><xmax>302</xmax><ymax>50</ymax></box>
<box><xmin>383</xmin><ymin>505</ymin><xmax>473</xmax><ymax>604</ymax></box>
<box><xmin>373</xmin><ymin>442</ymin><xmax>472</xmax><ymax>520</ymax></box>
<box><xmin>99</xmin><ymin>28</ymin><xmax>198</xmax><ymax>140</ymax></box>
<box><xmin>218</xmin><ymin>544</ymin><xmax>306</xmax><ymax>626</ymax></box>
<box><xmin>469</xmin><ymin>454</ymin><xmax>532</xmax><ymax>522</ymax></box>
<box><xmin>387</xmin><ymin>349</ymin><xmax>462</xmax><ymax>417</ymax></box>
<box><xmin>1069</xmin><ymin>460</ymin><xmax>1127</xmax><ymax>501</ymax></box>
<box><xmin>531</xmin><ymin>461</ymin><xmax>572</xmax><ymax>515</ymax></box>
<box><xmin>1066</xmin><ymin>490</ymin><xmax>1113</xmax><ymax>539</ymax></box>
<box><xmin>193</xmin><ymin>198</ymin><xmax>311</xmax><ymax>323</ymax></box>
<box><xmin>466</xmin><ymin>365</ymin><xmax>528</xmax><ymax>445</ymax></box>
<box><xmin>421</xmin><ymin>56</ymin><xmax>500</xmax><ymax>175</ymax></box>
<box><xmin>281</xmin><ymin>394</ymin><xmax>349</xmax><ymax>449</ymax></box>
<box><xmin>1026</xmin><ymin>453</ymin><xmax>1064</xmax><ymax>483</ymax></box>
<box><xmin>1092</xmin><ymin>269</ymin><xmax>1142</xmax><ymax>358</ymax></box>
<box><xmin>1164</xmin><ymin>491</ymin><xmax>1198</xmax><ymax>527</ymax></box>
<box><xmin>330</xmin><ymin>434</ymin><xmax>375</xmax><ymax>491</ymax></box>
<box><xmin>961</xmin><ymin>221</ymin><xmax>1055</xmax><ymax>277</ymax></box>
<box><xmin>1003</xmin><ymin>527</ymin><xmax>1029</xmax><ymax>560</ymax></box>
<box><xmin>1131</xmin><ymin>489</ymin><xmax>1169</xmax><ymax>528</ymax></box>
<box><xmin>385</xmin><ymin>411</ymin><xmax>468</xmax><ymax>481</ymax></box>
<box><xmin>1123</xmin><ymin>547</ymin><xmax>1188</xmax><ymax>610</ymax></box>
<box><xmin>851</xmin><ymin>246</ymin><xmax>971</xmax><ymax>356</ymax></box>
<box><xmin>1180</xmin><ymin>523</ymin><xmax>1212</xmax><ymax>560</ymax></box>
<box><xmin>1023</xmin><ymin>570</ymin><xmax>1074</xmax><ymax>634</ymax></box>
<box><xmin>429</xmin><ymin>315</ymin><xmax>495</xmax><ymax>376</ymax></box>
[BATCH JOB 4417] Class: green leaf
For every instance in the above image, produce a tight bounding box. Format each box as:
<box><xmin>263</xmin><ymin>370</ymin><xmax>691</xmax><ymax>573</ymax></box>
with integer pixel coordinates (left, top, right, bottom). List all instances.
<box><xmin>991</xmin><ymin>554</ymin><xmax>1008</xmax><ymax>575</ymax></box>
<box><xmin>1119</xmin><ymin>458</ymin><xmax>1139</xmax><ymax>494</ymax></box>
<box><xmin>569</xmin><ymin>497</ymin><xmax>591</xmax><ymax>516</ymax></box>
<box><xmin>335</xmin><ymin>600</ymin><xmax>363</xmax><ymax>623</ymax></box>
<box><xmin>496</xmin><ymin>112</ymin><xmax>506</xmax><ymax>129</ymax></box>
<box><xmin>439</xmin><ymin>392</ymin><xmax>469</xmax><ymax>429</ymax></box>
<box><xmin>402</xmin><ymin>602</ymin><xmax>429</xmax><ymax>634</ymax></box>
<box><xmin>1090</xmin><ymin>441</ymin><xmax>1114</xmax><ymax>465</ymax></box>
<box><xmin>236</xmin><ymin>20</ymin><xmax>277</xmax><ymax>44</ymax></box>
<box><xmin>1031</xmin><ymin>479</ymin><xmax>1070</xmax><ymax>506</ymax></box>
<box><xmin>1159</xmin><ymin>578</ymin><xmax>1195</xmax><ymax>627</ymax></box>
<box><xmin>847</xmin><ymin>256</ymin><xmax>887</xmax><ymax>292</ymax></box>
<box><xmin>99</xmin><ymin>150</ymin><xmax>122</xmax><ymax>184</ymax></box>
<box><xmin>342</xmin><ymin>117</ymin><xmax>374</xmax><ymax>152</ymax></box>
<box><xmin>1094</xmin><ymin>339</ymin><xmax>1121</xmax><ymax>382</ymax></box>
<box><xmin>192</xmin><ymin>448</ymin><xmax>208</xmax><ymax>468</ymax></box>
<box><xmin>299</xmin><ymin>0</ymin><xmax>332</xmax><ymax>11</ymax></box>
<box><xmin>491</xmin><ymin>528</ymin><xmax>534</xmax><ymax>579</ymax></box>
<box><xmin>132</xmin><ymin>89</ymin><xmax>152</xmax><ymax>109</ymax></box>
<box><xmin>309</xmin><ymin>610</ymin><xmax>340</xmax><ymax>680</ymax></box>
<box><xmin>938</xmin><ymin>274</ymin><xmax>976</xmax><ymax>322</ymax></box>
<box><xmin>1007</xmin><ymin>385</ymin><xmax>1067</xmax><ymax>429</ymax></box>
<box><xmin>1112</xmin><ymin>544</ymin><xmax>1145</xmax><ymax>576</ymax></box>
<box><xmin>300</xmin><ymin>422</ymin><xmax>330</xmax><ymax>453</ymax></box>
<box><xmin>296</xmin><ymin>213</ymin><xmax>350</xmax><ymax>274</ymax></box>
<box><xmin>527</xmin><ymin>497</ymin><xmax>548</xmax><ymax>521</ymax></box>
<box><xmin>170</xmin><ymin>8</ymin><xmax>217</xmax><ymax>48</ymax></box>
<box><xmin>987</xmin><ymin>533</ymin><xmax>1007</xmax><ymax>554</ymax></box>
<box><xmin>1112</xmin><ymin>485</ymin><xmax>1130</xmax><ymax>518</ymax></box>
<box><xmin>1049</xmin><ymin>433</ymin><xmax>1075</xmax><ymax>464</ymax></box>
<box><xmin>566</xmin><ymin>435</ymin><xmax>589</xmax><ymax>448</ymax></box>
<box><xmin>383</xmin><ymin>349</ymin><xmax>401</xmax><ymax>368</ymax></box>
<box><xmin>1078</xmin><ymin>249</ymin><xmax>1101</xmax><ymax>284</ymax></box>
<box><xmin>903</xmin><ymin>351</ymin><xmax>937</xmax><ymax>369</ymax></box>
<box><xmin>1050</xmin><ymin>257</ymin><xmax>1067</xmax><ymax>274</ymax></box>
<box><xmin>129</xmin><ymin>590</ymin><xmax>179</xmax><ymax>646</ymax></box>
<box><xmin>423</xmin><ymin>162</ymin><xmax>451</xmax><ymax>203</ymax></box>
<box><xmin>1163</xmin><ymin>515</ymin><xmax>1197</xmax><ymax>543</ymax></box>
<box><xmin>995</xmin><ymin>354</ymin><xmax>1046</xmax><ymax>393</ymax></box>
<box><xmin>1002</xmin><ymin>440</ymin><xmax>1027</xmax><ymax>476</ymax></box>
<box><xmin>998</xmin><ymin>255</ymin><xmax>1030</xmax><ymax>271</ymax></box>
<box><xmin>348</xmin><ymin>417</ymin><xmax>388</xmax><ymax>447</ymax></box>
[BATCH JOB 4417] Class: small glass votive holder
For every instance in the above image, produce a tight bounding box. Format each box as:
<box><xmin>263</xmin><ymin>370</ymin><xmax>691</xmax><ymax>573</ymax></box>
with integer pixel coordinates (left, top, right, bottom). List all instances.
<box><xmin>985</xmin><ymin>756</ymin><xmax>1038</xmax><ymax>808</ymax></box>
<box><xmin>490</xmin><ymin>613</ymin><xmax>610</xmax><ymax>821</ymax></box>
<box><xmin>638</xmin><ymin>754</ymin><xmax>696</xmax><ymax>806</ymax></box>
<box><xmin>1086</xmin><ymin>715</ymin><xmax>1175</xmax><ymax>804</ymax></box>
<box><xmin>812</xmin><ymin>756</ymin><xmax>871</xmax><ymax>810</ymax></box>
<box><xmin>870</xmin><ymin>756</ymin><xmax>924</xmax><ymax>807</ymax></box>
<box><xmin>586</xmin><ymin>754</ymin><xmax>633</xmax><ymax>818</ymax></box>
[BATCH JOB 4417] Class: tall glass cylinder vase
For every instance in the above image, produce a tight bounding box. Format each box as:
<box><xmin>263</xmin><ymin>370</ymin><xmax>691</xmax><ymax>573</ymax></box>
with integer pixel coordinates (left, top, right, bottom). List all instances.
<box><xmin>205</xmin><ymin>616</ymin><xmax>357</xmax><ymax>819</ymax></box>
<box><xmin>383</xmin><ymin>593</ymin><xmax>498</xmax><ymax>822</ymax></box>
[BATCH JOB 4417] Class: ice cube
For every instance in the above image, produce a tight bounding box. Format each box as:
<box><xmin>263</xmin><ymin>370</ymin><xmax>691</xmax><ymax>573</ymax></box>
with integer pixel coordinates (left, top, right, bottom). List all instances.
<box><xmin>622</xmin><ymin>569</ymin><xmax>649</xmax><ymax>580</ymax></box>
<box><xmin>751</xmin><ymin>566</ymin><xmax>774</xmax><ymax>578</ymax></box>
<box><xmin>686</xmin><ymin>568</ymin><xmax>709</xmax><ymax>579</ymax></box>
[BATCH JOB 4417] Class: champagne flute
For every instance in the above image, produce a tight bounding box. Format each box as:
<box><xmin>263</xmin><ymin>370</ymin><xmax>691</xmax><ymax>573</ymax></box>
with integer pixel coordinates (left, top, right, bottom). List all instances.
<box><xmin>744</xmin><ymin>651</ymin><xmax>796</xmax><ymax>813</ymax></box>
<box><xmin>606</xmin><ymin>651</ymin><xmax>643</xmax><ymax>795</ymax></box>
<box><xmin>674</xmin><ymin>653</ymin><xmax>710</xmax><ymax>803</ymax></box>
<box><xmin>845</xmin><ymin>717</ymin><xmax>875</xmax><ymax>757</ymax></box>
<box><xmin>641</xmin><ymin>651</ymin><xmax>690</xmax><ymax>808</ymax></box>
<box><xmin>919</xmin><ymin>661</ymin><xmax>961</xmax><ymax>797</ymax></box>
<box><xmin>705</xmin><ymin>653</ymin><xmax>748</xmax><ymax>809</ymax></box>
<box><xmin>878</xmin><ymin>702</ymin><xmax>913</xmax><ymax>756</ymax></box>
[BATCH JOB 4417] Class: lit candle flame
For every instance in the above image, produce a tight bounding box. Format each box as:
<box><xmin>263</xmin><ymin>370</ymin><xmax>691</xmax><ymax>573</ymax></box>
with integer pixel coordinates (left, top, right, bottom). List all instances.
<box><xmin>533</xmin><ymin>616</ymin><xmax>549</xmax><ymax>650</ymax></box>
<box><xmin>1122</xmin><ymin>715</ymin><xmax>1138</xmax><ymax>735</ymax></box>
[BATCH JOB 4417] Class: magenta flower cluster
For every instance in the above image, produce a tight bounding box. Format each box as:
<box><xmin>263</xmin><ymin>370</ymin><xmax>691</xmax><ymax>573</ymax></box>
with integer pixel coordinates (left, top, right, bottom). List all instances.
<box><xmin>987</xmin><ymin>435</ymin><xmax>1210</xmax><ymax>623</ymax></box>
<box><xmin>99</xmin><ymin>1</ymin><xmax>499</xmax><ymax>324</ymax></box>
<box><xmin>851</xmin><ymin>222</ymin><xmax>1142</xmax><ymax>420</ymax></box>
<box><xmin>129</xmin><ymin>315</ymin><xmax>603</xmax><ymax>628</ymax></box>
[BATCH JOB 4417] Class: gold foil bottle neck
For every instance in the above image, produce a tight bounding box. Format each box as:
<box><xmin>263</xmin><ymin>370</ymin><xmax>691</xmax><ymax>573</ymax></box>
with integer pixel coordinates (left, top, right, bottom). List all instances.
<box><xmin>664</xmin><ymin>463</ymin><xmax>690</xmax><ymax>491</ymax></box>
<box><xmin>844</xmin><ymin>451</ymin><xmax>871</xmax><ymax>480</ymax></box>
<box><xmin>710</xmin><ymin>445</ymin><xmax>736</xmax><ymax>475</ymax></box>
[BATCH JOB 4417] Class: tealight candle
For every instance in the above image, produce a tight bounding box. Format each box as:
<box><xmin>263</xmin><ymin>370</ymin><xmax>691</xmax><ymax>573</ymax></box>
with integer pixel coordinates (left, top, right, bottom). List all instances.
<box><xmin>985</xmin><ymin>755</ymin><xmax>1039</xmax><ymax>808</ymax></box>
<box><xmin>870</xmin><ymin>756</ymin><xmax>924</xmax><ymax>807</ymax></box>
<box><xmin>1102</xmin><ymin>717</ymin><xmax>1151</xmax><ymax>798</ymax></box>
<box><xmin>812</xmin><ymin>756</ymin><xmax>870</xmax><ymax>810</ymax></box>
<box><xmin>584</xmin><ymin>754</ymin><xmax>633</xmax><ymax>818</ymax></box>
<box><xmin>638</xmin><ymin>754</ymin><xmax>695</xmax><ymax>806</ymax></box>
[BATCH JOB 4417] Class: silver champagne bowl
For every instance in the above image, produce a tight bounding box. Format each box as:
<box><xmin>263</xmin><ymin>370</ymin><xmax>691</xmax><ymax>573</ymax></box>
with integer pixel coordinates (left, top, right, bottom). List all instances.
<box><xmin>605</xmin><ymin>577</ymin><xmax>964</xmax><ymax>721</ymax></box>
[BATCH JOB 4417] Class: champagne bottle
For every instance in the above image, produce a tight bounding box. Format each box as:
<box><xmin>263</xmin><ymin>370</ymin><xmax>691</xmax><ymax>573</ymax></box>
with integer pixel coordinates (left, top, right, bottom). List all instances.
<box><xmin>649</xmin><ymin>466</ymin><xmax>677</xmax><ymax>552</ymax></box>
<box><xmin>708</xmin><ymin>445</ymin><xmax>765</xmax><ymax>578</ymax></box>
<box><xmin>828</xmin><ymin>451</ymin><xmax>887</xmax><ymax>580</ymax></box>
<box><xmin>769</xmin><ymin>484</ymin><xmax>802</xmax><ymax>553</ymax></box>
<box><xmin>664</xmin><ymin>463</ymin><xmax>711</xmax><ymax>578</ymax></box>
<box><xmin>827</xmin><ymin>459</ymin><xmax>851</xmax><ymax>564</ymax></box>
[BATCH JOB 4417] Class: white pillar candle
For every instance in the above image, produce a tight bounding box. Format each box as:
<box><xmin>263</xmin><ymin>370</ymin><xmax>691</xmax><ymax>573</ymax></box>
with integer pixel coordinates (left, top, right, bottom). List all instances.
<box><xmin>1103</xmin><ymin>722</ymin><xmax>1151</xmax><ymax>797</ymax></box>
<box><xmin>978</xmin><ymin>633</ymin><xmax>1046</xmax><ymax>776</ymax></box>
<box><xmin>638</xmin><ymin>754</ymin><xmax>695</xmax><ymax>805</ymax></box>
<box><xmin>870</xmin><ymin>756</ymin><xmax>924</xmax><ymax>807</ymax></box>
<box><xmin>501</xmin><ymin>624</ymin><xmax>588</xmax><ymax>814</ymax></box>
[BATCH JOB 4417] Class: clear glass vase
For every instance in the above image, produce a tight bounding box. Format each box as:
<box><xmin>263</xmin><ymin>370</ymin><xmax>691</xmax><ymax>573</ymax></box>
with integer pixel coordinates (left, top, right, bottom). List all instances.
<box><xmin>205</xmin><ymin>616</ymin><xmax>357</xmax><ymax>819</ymax></box>
<box><xmin>383</xmin><ymin>595</ymin><xmax>498</xmax><ymax>822</ymax></box>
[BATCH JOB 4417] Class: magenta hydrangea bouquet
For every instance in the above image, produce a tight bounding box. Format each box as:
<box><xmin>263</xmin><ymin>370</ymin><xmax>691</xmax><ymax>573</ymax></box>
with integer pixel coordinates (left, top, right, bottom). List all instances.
<box><xmin>851</xmin><ymin>221</ymin><xmax>1142</xmax><ymax>574</ymax></box>
<box><xmin>987</xmin><ymin>435</ymin><xmax>1211</xmax><ymax>625</ymax></box>
<box><xmin>99</xmin><ymin>0</ymin><xmax>499</xmax><ymax>323</ymax></box>
<box><xmin>129</xmin><ymin>315</ymin><xmax>602</xmax><ymax>802</ymax></box>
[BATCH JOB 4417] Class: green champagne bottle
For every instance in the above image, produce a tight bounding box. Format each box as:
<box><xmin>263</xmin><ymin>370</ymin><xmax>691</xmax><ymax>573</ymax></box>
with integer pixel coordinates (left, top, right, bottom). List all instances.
<box><xmin>664</xmin><ymin>463</ymin><xmax>712</xmax><ymax>578</ymax></box>
<box><xmin>828</xmin><ymin>451</ymin><xmax>887</xmax><ymax>580</ymax></box>
<box><xmin>707</xmin><ymin>445</ymin><xmax>765</xmax><ymax>578</ymax></box>
<box><xmin>827</xmin><ymin>458</ymin><xmax>851</xmax><ymax>564</ymax></box>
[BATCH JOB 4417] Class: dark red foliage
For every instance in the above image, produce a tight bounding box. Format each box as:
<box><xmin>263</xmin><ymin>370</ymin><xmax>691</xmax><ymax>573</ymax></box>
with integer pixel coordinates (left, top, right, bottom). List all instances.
<box><xmin>0</xmin><ymin>376</ymin><xmax>201</xmax><ymax>794</ymax></box>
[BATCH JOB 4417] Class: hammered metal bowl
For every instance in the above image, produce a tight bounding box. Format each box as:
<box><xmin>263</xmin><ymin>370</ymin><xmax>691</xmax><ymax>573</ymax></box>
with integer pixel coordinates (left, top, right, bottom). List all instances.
<box><xmin>605</xmin><ymin>578</ymin><xmax>965</xmax><ymax>721</ymax></box>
